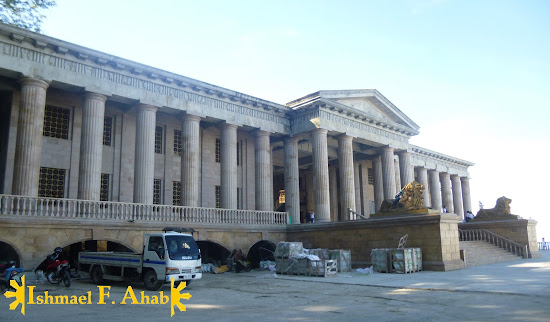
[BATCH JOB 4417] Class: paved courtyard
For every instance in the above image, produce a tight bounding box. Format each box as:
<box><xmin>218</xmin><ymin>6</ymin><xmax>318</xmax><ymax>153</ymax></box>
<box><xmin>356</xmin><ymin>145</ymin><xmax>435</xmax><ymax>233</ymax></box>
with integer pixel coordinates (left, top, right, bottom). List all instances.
<box><xmin>2</xmin><ymin>251</ymin><xmax>549</xmax><ymax>321</ymax></box>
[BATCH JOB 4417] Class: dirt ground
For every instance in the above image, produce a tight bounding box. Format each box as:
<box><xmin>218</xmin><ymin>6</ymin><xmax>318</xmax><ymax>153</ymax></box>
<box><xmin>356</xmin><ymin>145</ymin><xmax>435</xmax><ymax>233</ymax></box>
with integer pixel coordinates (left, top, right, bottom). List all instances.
<box><xmin>2</xmin><ymin>266</ymin><xmax>549</xmax><ymax>321</ymax></box>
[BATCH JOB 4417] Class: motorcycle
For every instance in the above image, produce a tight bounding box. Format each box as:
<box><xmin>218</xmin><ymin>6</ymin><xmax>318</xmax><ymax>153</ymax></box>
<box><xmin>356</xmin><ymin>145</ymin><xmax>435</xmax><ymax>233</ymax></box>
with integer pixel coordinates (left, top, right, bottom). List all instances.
<box><xmin>44</xmin><ymin>247</ymin><xmax>71</xmax><ymax>287</ymax></box>
<box><xmin>0</xmin><ymin>261</ymin><xmax>25</xmax><ymax>291</ymax></box>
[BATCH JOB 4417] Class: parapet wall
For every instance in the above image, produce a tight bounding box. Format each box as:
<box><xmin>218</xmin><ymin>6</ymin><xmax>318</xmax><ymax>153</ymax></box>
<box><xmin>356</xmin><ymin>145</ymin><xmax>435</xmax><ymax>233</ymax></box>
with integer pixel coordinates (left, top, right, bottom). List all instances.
<box><xmin>287</xmin><ymin>214</ymin><xmax>464</xmax><ymax>271</ymax></box>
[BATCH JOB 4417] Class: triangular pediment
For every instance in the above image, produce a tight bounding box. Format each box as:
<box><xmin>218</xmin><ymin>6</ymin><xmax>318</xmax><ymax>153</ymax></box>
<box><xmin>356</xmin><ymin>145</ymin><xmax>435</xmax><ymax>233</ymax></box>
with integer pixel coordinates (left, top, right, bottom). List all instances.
<box><xmin>287</xmin><ymin>89</ymin><xmax>420</xmax><ymax>133</ymax></box>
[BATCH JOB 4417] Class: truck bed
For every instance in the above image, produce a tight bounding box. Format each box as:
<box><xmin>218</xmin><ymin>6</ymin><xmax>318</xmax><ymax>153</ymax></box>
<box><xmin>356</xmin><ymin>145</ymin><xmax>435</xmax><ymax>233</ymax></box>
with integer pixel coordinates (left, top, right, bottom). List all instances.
<box><xmin>78</xmin><ymin>251</ymin><xmax>143</xmax><ymax>268</ymax></box>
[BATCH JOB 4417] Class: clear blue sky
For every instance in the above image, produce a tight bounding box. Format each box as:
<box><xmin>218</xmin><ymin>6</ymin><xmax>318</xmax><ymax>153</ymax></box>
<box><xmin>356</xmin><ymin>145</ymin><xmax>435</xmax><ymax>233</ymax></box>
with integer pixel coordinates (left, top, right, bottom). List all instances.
<box><xmin>41</xmin><ymin>0</ymin><xmax>550</xmax><ymax>239</ymax></box>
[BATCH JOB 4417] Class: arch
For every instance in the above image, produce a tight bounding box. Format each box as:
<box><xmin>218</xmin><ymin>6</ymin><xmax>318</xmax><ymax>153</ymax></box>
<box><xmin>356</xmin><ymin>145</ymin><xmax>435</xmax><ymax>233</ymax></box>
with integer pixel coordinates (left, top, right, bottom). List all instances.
<box><xmin>32</xmin><ymin>237</ymin><xmax>137</xmax><ymax>272</ymax></box>
<box><xmin>247</xmin><ymin>240</ymin><xmax>276</xmax><ymax>268</ymax></box>
<box><xmin>0</xmin><ymin>239</ymin><xmax>23</xmax><ymax>267</ymax></box>
<box><xmin>196</xmin><ymin>240</ymin><xmax>231</xmax><ymax>266</ymax></box>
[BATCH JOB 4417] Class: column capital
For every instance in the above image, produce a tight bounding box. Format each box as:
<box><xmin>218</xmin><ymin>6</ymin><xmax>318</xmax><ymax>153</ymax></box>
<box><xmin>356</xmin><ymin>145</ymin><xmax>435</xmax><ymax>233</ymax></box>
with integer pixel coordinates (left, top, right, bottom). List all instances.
<box><xmin>84</xmin><ymin>92</ymin><xmax>108</xmax><ymax>103</ymax></box>
<box><xmin>311</xmin><ymin>128</ymin><xmax>328</xmax><ymax>136</ymax></box>
<box><xmin>136</xmin><ymin>103</ymin><xmax>158</xmax><ymax>113</ymax></box>
<box><xmin>336</xmin><ymin>133</ymin><xmax>354</xmax><ymax>142</ymax></box>
<box><xmin>284</xmin><ymin>135</ymin><xmax>300</xmax><ymax>145</ymax></box>
<box><xmin>221</xmin><ymin>122</ymin><xmax>239</xmax><ymax>130</ymax></box>
<box><xmin>380</xmin><ymin>145</ymin><xmax>395</xmax><ymax>153</ymax></box>
<box><xmin>19</xmin><ymin>77</ymin><xmax>49</xmax><ymax>90</ymax></box>
<box><xmin>182</xmin><ymin>113</ymin><xmax>202</xmax><ymax>123</ymax></box>
<box><xmin>255</xmin><ymin>129</ymin><xmax>271</xmax><ymax>137</ymax></box>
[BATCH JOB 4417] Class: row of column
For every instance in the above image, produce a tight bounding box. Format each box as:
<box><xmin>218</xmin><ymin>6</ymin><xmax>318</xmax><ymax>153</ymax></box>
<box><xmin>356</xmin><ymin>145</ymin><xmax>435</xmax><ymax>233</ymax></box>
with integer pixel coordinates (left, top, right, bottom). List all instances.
<box><xmin>11</xmin><ymin>77</ymin><xmax>276</xmax><ymax>211</ymax></box>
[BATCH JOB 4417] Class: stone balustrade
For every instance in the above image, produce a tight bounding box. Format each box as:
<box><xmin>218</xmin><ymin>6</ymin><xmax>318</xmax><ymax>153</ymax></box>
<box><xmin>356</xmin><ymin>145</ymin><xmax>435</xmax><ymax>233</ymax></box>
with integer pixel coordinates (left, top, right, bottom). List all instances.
<box><xmin>0</xmin><ymin>194</ymin><xmax>288</xmax><ymax>225</ymax></box>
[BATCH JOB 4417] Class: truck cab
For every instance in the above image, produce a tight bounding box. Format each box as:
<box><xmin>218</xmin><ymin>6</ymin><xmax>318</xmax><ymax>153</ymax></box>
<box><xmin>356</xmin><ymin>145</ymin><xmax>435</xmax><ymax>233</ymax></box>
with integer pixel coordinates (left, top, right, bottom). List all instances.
<box><xmin>143</xmin><ymin>230</ymin><xmax>202</xmax><ymax>287</ymax></box>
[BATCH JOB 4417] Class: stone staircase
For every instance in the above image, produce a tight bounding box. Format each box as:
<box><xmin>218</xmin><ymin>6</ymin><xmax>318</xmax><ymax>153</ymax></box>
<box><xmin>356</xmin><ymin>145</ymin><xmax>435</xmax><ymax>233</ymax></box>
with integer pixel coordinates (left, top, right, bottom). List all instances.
<box><xmin>460</xmin><ymin>240</ymin><xmax>524</xmax><ymax>267</ymax></box>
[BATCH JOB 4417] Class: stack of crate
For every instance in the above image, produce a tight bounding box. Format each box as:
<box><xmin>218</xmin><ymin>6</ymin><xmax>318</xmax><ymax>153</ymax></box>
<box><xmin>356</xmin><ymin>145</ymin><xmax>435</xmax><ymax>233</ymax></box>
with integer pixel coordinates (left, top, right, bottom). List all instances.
<box><xmin>371</xmin><ymin>248</ymin><xmax>422</xmax><ymax>274</ymax></box>
<box><xmin>274</xmin><ymin>242</ymin><xmax>338</xmax><ymax>277</ymax></box>
<box><xmin>329</xmin><ymin>249</ymin><xmax>351</xmax><ymax>272</ymax></box>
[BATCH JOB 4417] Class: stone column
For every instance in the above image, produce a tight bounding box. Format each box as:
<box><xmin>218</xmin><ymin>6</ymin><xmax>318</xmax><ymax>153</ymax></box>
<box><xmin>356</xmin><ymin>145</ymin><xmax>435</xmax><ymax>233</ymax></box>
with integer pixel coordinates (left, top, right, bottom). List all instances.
<box><xmin>181</xmin><ymin>114</ymin><xmax>201</xmax><ymax>207</ymax></box>
<box><xmin>373</xmin><ymin>156</ymin><xmax>384</xmax><ymax>212</ymax></box>
<box><xmin>329</xmin><ymin>166</ymin><xmax>338</xmax><ymax>221</ymax></box>
<box><xmin>255</xmin><ymin>130</ymin><xmax>272</xmax><ymax>211</ymax></box>
<box><xmin>428</xmin><ymin>169</ymin><xmax>442</xmax><ymax>210</ymax></box>
<box><xmin>354</xmin><ymin>163</ymin><xmax>361</xmax><ymax>218</ymax></box>
<box><xmin>461</xmin><ymin>177</ymin><xmax>472</xmax><ymax>214</ymax></box>
<box><xmin>416</xmin><ymin>167</ymin><xmax>430</xmax><ymax>208</ymax></box>
<box><xmin>399</xmin><ymin>151</ymin><xmax>414</xmax><ymax>187</ymax></box>
<box><xmin>451</xmin><ymin>175</ymin><xmax>464</xmax><ymax>218</ymax></box>
<box><xmin>440</xmin><ymin>172</ymin><xmax>453</xmax><ymax>213</ymax></box>
<box><xmin>12</xmin><ymin>78</ymin><xmax>49</xmax><ymax>197</ymax></box>
<box><xmin>221</xmin><ymin>123</ymin><xmax>238</xmax><ymax>209</ymax></box>
<box><xmin>133</xmin><ymin>104</ymin><xmax>157</xmax><ymax>204</ymax></box>
<box><xmin>78</xmin><ymin>92</ymin><xmax>107</xmax><ymax>201</ymax></box>
<box><xmin>380</xmin><ymin>146</ymin><xmax>396</xmax><ymax>201</ymax></box>
<box><xmin>311</xmin><ymin>128</ymin><xmax>330</xmax><ymax>222</ymax></box>
<box><xmin>284</xmin><ymin>136</ymin><xmax>300</xmax><ymax>224</ymax></box>
<box><xmin>394</xmin><ymin>160</ymin><xmax>401</xmax><ymax>191</ymax></box>
<box><xmin>337</xmin><ymin>135</ymin><xmax>355</xmax><ymax>220</ymax></box>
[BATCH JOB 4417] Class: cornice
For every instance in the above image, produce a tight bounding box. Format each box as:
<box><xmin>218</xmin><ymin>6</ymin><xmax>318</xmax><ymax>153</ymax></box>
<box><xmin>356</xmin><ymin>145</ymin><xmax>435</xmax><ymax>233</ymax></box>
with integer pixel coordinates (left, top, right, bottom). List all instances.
<box><xmin>0</xmin><ymin>22</ymin><xmax>290</xmax><ymax>115</ymax></box>
<box><xmin>411</xmin><ymin>145</ymin><xmax>475</xmax><ymax>167</ymax></box>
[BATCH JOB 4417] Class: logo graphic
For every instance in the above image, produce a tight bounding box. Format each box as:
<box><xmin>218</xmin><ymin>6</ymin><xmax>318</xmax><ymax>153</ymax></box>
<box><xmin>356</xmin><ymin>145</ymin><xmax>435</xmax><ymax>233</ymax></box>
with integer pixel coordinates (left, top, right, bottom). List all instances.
<box><xmin>4</xmin><ymin>274</ymin><xmax>25</xmax><ymax>315</ymax></box>
<box><xmin>4</xmin><ymin>275</ymin><xmax>192</xmax><ymax>317</ymax></box>
<box><xmin>170</xmin><ymin>277</ymin><xmax>192</xmax><ymax>317</ymax></box>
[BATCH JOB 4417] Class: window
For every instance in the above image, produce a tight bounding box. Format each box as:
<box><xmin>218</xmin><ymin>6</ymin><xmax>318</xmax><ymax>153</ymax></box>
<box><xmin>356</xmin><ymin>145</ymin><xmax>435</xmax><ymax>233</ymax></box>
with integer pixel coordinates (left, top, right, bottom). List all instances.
<box><xmin>237</xmin><ymin>187</ymin><xmax>241</xmax><ymax>209</ymax></box>
<box><xmin>38</xmin><ymin>167</ymin><xmax>66</xmax><ymax>198</ymax></box>
<box><xmin>155</xmin><ymin>126</ymin><xmax>163</xmax><ymax>154</ymax></box>
<box><xmin>173</xmin><ymin>181</ymin><xmax>181</xmax><ymax>206</ymax></box>
<box><xmin>237</xmin><ymin>142</ymin><xmax>240</xmax><ymax>166</ymax></box>
<box><xmin>153</xmin><ymin>179</ymin><xmax>162</xmax><ymax>204</ymax></box>
<box><xmin>173</xmin><ymin>130</ymin><xmax>182</xmax><ymax>156</ymax></box>
<box><xmin>215</xmin><ymin>185</ymin><xmax>221</xmax><ymax>208</ymax></box>
<box><xmin>279</xmin><ymin>190</ymin><xmax>286</xmax><ymax>204</ymax></box>
<box><xmin>215</xmin><ymin>138</ymin><xmax>221</xmax><ymax>163</ymax></box>
<box><xmin>100</xmin><ymin>174</ymin><xmax>110</xmax><ymax>201</ymax></box>
<box><xmin>368</xmin><ymin>168</ymin><xmax>374</xmax><ymax>185</ymax></box>
<box><xmin>43</xmin><ymin>105</ymin><xmax>70</xmax><ymax>139</ymax></box>
<box><xmin>103</xmin><ymin>117</ymin><xmax>113</xmax><ymax>146</ymax></box>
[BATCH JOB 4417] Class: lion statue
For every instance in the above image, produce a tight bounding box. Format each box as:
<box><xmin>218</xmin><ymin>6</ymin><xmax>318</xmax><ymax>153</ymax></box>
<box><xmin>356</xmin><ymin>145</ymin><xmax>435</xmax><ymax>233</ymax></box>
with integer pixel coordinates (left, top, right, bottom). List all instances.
<box><xmin>379</xmin><ymin>181</ymin><xmax>425</xmax><ymax>212</ymax></box>
<box><xmin>475</xmin><ymin>196</ymin><xmax>519</xmax><ymax>220</ymax></box>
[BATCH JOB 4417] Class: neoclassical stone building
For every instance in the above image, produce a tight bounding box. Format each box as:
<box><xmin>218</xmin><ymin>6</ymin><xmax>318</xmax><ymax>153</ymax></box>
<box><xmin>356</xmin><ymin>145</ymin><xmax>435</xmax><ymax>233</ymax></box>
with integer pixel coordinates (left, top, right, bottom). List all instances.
<box><xmin>0</xmin><ymin>22</ymin><xmax>473</xmax><ymax>225</ymax></box>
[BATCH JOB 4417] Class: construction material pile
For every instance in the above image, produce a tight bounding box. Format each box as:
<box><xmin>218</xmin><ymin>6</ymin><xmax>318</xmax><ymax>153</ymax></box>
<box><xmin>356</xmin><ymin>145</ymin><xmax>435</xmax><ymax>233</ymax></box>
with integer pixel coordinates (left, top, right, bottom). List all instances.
<box><xmin>275</xmin><ymin>242</ymin><xmax>350</xmax><ymax>277</ymax></box>
<box><xmin>371</xmin><ymin>248</ymin><xmax>422</xmax><ymax>273</ymax></box>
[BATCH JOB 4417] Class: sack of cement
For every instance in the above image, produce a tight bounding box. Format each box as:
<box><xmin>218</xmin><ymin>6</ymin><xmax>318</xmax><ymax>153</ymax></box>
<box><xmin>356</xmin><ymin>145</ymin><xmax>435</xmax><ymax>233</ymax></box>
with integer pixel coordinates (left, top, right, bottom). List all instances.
<box><xmin>274</xmin><ymin>241</ymin><xmax>303</xmax><ymax>258</ymax></box>
<box><xmin>259</xmin><ymin>260</ymin><xmax>276</xmax><ymax>270</ymax></box>
<box><xmin>329</xmin><ymin>249</ymin><xmax>351</xmax><ymax>272</ymax></box>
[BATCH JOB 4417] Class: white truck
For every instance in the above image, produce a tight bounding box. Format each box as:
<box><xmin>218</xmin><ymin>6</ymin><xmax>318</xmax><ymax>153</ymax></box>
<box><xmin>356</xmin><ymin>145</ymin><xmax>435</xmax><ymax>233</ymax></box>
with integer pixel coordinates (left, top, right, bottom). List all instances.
<box><xmin>78</xmin><ymin>228</ymin><xmax>202</xmax><ymax>290</ymax></box>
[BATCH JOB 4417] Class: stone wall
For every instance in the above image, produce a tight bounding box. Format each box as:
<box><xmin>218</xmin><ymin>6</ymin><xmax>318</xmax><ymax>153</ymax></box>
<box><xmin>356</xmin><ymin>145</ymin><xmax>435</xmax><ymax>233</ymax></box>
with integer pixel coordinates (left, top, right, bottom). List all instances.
<box><xmin>286</xmin><ymin>213</ymin><xmax>464</xmax><ymax>271</ymax></box>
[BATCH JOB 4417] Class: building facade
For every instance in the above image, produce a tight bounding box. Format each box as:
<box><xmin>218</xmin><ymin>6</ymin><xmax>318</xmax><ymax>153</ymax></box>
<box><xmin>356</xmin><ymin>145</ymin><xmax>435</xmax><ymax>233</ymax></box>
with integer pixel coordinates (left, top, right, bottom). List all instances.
<box><xmin>0</xmin><ymin>23</ymin><xmax>474</xmax><ymax>225</ymax></box>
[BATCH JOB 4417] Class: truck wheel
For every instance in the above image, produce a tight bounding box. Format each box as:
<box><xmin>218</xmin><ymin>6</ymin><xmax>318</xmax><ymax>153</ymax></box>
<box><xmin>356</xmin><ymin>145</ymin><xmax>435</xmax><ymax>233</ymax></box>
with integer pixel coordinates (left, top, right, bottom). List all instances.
<box><xmin>144</xmin><ymin>270</ymin><xmax>163</xmax><ymax>291</ymax></box>
<box><xmin>91</xmin><ymin>266</ymin><xmax>103</xmax><ymax>285</ymax></box>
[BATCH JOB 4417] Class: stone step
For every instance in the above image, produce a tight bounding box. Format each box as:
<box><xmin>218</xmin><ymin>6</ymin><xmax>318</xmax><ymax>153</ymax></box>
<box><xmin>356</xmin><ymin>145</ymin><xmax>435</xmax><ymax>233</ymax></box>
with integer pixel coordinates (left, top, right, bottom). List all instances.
<box><xmin>459</xmin><ymin>240</ymin><xmax>523</xmax><ymax>267</ymax></box>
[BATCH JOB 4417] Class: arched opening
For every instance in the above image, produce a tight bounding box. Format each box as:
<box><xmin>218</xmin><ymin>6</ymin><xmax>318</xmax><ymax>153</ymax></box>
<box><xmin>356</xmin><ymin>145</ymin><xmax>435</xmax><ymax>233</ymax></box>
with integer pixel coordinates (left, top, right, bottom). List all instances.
<box><xmin>0</xmin><ymin>241</ymin><xmax>20</xmax><ymax>267</ymax></box>
<box><xmin>196</xmin><ymin>241</ymin><xmax>231</xmax><ymax>266</ymax></box>
<box><xmin>35</xmin><ymin>240</ymin><xmax>133</xmax><ymax>272</ymax></box>
<box><xmin>247</xmin><ymin>240</ymin><xmax>276</xmax><ymax>268</ymax></box>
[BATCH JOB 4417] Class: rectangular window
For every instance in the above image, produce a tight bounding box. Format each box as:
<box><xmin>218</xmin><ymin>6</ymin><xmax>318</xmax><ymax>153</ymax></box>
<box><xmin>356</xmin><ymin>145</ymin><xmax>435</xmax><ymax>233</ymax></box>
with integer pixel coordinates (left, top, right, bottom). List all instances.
<box><xmin>155</xmin><ymin>126</ymin><xmax>163</xmax><ymax>154</ymax></box>
<box><xmin>215</xmin><ymin>138</ymin><xmax>221</xmax><ymax>163</ymax></box>
<box><xmin>173</xmin><ymin>181</ymin><xmax>181</xmax><ymax>206</ymax></box>
<box><xmin>43</xmin><ymin>105</ymin><xmax>70</xmax><ymax>140</ymax></box>
<box><xmin>237</xmin><ymin>142</ymin><xmax>240</xmax><ymax>166</ymax></box>
<box><xmin>100</xmin><ymin>173</ymin><xmax>110</xmax><ymax>201</ymax></box>
<box><xmin>368</xmin><ymin>168</ymin><xmax>374</xmax><ymax>185</ymax></box>
<box><xmin>237</xmin><ymin>187</ymin><xmax>241</xmax><ymax>209</ymax></box>
<box><xmin>153</xmin><ymin>179</ymin><xmax>162</xmax><ymax>204</ymax></box>
<box><xmin>38</xmin><ymin>167</ymin><xmax>66</xmax><ymax>198</ymax></box>
<box><xmin>174</xmin><ymin>130</ymin><xmax>182</xmax><ymax>156</ymax></box>
<box><xmin>103</xmin><ymin>117</ymin><xmax>113</xmax><ymax>146</ymax></box>
<box><xmin>215</xmin><ymin>185</ymin><xmax>221</xmax><ymax>208</ymax></box>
